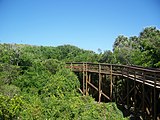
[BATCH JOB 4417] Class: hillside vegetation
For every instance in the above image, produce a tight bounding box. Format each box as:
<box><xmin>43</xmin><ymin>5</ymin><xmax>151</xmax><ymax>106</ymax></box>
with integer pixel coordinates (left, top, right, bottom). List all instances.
<box><xmin>0</xmin><ymin>26</ymin><xmax>160</xmax><ymax>119</ymax></box>
<box><xmin>0</xmin><ymin>45</ymin><xmax>126</xmax><ymax>119</ymax></box>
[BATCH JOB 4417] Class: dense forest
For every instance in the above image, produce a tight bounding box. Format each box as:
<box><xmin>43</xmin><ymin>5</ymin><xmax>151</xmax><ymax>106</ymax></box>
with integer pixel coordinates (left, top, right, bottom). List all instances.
<box><xmin>0</xmin><ymin>27</ymin><xmax>159</xmax><ymax>119</ymax></box>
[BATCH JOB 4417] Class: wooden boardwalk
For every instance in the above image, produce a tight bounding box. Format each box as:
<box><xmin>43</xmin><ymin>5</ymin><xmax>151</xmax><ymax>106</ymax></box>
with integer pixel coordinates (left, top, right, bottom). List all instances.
<box><xmin>66</xmin><ymin>62</ymin><xmax>160</xmax><ymax>120</ymax></box>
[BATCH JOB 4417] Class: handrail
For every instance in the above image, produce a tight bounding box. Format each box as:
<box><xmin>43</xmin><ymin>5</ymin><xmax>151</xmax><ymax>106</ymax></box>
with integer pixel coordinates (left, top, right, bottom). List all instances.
<box><xmin>66</xmin><ymin>62</ymin><xmax>160</xmax><ymax>73</ymax></box>
<box><xmin>66</xmin><ymin>62</ymin><xmax>160</xmax><ymax>88</ymax></box>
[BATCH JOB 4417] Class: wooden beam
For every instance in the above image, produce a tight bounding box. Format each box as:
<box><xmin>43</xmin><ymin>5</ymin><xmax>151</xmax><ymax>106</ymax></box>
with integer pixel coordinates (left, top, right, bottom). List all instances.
<box><xmin>87</xmin><ymin>81</ymin><xmax>98</xmax><ymax>91</ymax></box>
<box><xmin>78</xmin><ymin>88</ymin><xmax>83</xmax><ymax>94</ymax></box>
<box><xmin>87</xmin><ymin>82</ymin><xmax>111</xmax><ymax>101</ymax></box>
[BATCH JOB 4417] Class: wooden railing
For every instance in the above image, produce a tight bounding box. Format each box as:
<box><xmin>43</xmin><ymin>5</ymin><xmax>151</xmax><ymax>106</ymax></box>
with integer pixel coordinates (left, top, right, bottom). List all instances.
<box><xmin>66</xmin><ymin>62</ymin><xmax>160</xmax><ymax>89</ymax></box>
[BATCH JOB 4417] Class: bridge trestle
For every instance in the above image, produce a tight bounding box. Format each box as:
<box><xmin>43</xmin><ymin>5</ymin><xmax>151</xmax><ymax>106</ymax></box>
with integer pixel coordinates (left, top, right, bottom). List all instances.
<box><xmin>66</xmin><ymin>62</ymin><xmax>160</xmax><ymax>120</ymax></box>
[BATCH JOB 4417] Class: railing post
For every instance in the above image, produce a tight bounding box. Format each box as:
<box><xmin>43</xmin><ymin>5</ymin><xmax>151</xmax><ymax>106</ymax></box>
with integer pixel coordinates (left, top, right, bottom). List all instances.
<box><xmin>115</xmin><ymin>76</ymin><xmax>117</xmax><ymax>103</ymax></box>
<box><xmin>134</xmin><ymin>70</ymin><xmax>136</xmax><ymax>118</ymax></box>
<box><xmin>154</xmin><ymin>73</ymin><xmax>157</xmax><ymax>120</ymax></box>
<box><xmin>82</xmin><ymin>63</ymin><xmax>85</xmax><ymax>95</ymax></box>
<box><xmin>142</xmin><ymin>72</ymin><xmax>145</xmax><ymax>119</ymax></box>
<box><xmin>127</xmin><ymin>67</ymin><xmax>129</xmax><ymax>109</ymax></box>
<box><xmin>88</xmin><ymin>73</ymin><xmax>91</xmax><ymax>95</ymax></box>
<box><xmin>70</xmin><ymin>63</ymin><xmax>73</xmax><ymax>71</ymax></box>
<box><xmin>86</xmin><ymin>63</ymin><xmax>88</xmax><ymax>95</ymax></box>
<box><xmin>99</xmin><ymin>64</ymin><xmax>102</xmax><ymax>103</ymax></box>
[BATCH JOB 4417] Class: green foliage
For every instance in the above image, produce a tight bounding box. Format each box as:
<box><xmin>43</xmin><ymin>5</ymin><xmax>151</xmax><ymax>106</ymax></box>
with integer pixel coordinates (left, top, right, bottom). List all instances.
<box><xmin>42</xmin><ymin>59</ymin><xmax>65</xmax><ymax>74</ymax></box>
<box><xmin>0</xmin><ymin>63</ymin><xmax>20</xmax><ymax>84</ymax></box>
<box><xmin>0</xmin><ymin>94</ymin><xmax>24</xmax><ymax>119</ymax></box>
<box><xmin>0</xmin><ymin>84</ymin><xmax>20</xmax><ymax>97</ymax></box>
<box><xmin>110</xmin><ymin>27</ymin><xmax>160</xmax><ymax>67</ymax></box>
<box><xmin>12</xmin><ymin>62</ymin><xmax>51</xmax><ymax>94</ymax></box>
<box><xmin>41</xmin><ymin>95</ymin><xmax>127</xmax><ymax>120</ymax></box>
<box><xmin>138</xmin><ymin>27</ymin><xmax>160</xmax><ymax>67</ymax></box>
<box><xmin>113</xmin><ymin>35</ymin><xmax>129</xmax><ymax>51</ymax></box>
<box><xmin>99</xmin><ymin>50</ymin><xmax>113</xmax><ymax>63</ymax></box>
<box><xmin>43</xmin><ymin>68</ymin><xmax>80</xmax><ymax>98</ymax></box>
<box><xmin>0</xmin><ymin>43</ymin><xmax>127</xmax><ymax>119</ymax></box>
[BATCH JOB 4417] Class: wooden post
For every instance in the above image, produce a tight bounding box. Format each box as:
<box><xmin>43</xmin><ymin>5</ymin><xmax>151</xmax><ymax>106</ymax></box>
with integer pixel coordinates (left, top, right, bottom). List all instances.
<box><xmin>127</xmin><ymin>68</ymin><xmax>129</xmax><ymax>109</ymax></box>
<box><xmin>115</xmin><ymin>76</ymin><xmax>117</xmax><ymax>103</ymax></box>
<box><xmin>99</xmin><ymin>64</ymin><xmax>102</xmax><ymax>103</ymax></box>
<box><xmin>151</xmin><ymin>86</ymin><xmax>153</xmax><ymax>119</ymax></box>
<box><xmin>154</xmin><ymin>73</ymin><xmax>157</xmax><ymax>120</ymax></box>
<box><xmin>142</xmin><ymin>72</ymin><xmax>145</xmax><ymax>119</ymax></box>
<box><xmin>110</xmin><ymin>65</ymin><xmax>113</xmax><ymax>101</ymax></box>
<box><xmin>88</xmin><ymin>73</ymin><xmax>91</xmax><ymax>95</ymax></box>
<box><xmin>134</xmin><ymin>71</ymin><xmax>136</xmax><ymax>118</ymax></box>
<box><xmin>83</xmin><ymin>63</ymin><xmax>85</xmax><ymax>95</ymax></box>
<box><xmin>86</xmin><ymin>63</ymin><xmax>88</xmax><ymax>95</ymax></box>
<box><xmin>70</xmin><ymin>63</ymin><xmax>73</xmax><ymax>71</ymax></box>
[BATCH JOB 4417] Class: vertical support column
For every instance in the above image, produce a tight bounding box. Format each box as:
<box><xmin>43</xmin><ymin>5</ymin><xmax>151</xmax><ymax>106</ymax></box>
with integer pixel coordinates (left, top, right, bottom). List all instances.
<box><xmin>99</xmin><ymin>64</ymin><xmax>102</xmax><ymax>103</ymax></box>
<box><xmin>151</xmin><ymin>86</ymin><xmax>153</xmax><ymax>119</ymax></box>
<box><xmin>127</xmin><ymin>68</ymin><xmax>129</xmax><ymax>109</ymax></box>
<box><xmin>85</xmin><ymin>63</ymin><xmax>88</xmax><ymax>95</ymax></box>
<box><xmin>87</xmin><ymin>73</ymin><xmax>91</xmax><ymax>95</ymax></box>
<box><xmin>110</xmin><ymin>65</ymin><xmax>113</xmax><ymax>101</ymax></box>
<box><xmin>134</xmin><ymin>70</ymin><xmax>136</xmax><ymax>118</ymax></box>
<box><xmin>82</xmin><ymin>63</ymin><xmax>85</xmax><ymax>95</ymax></box>
<box><xmin>88</xmin><ymin>73</ymin><xmax>91</xmax><ymax>83</ymax></box>
<box><xmin>154</xmin><ymin>73</ymin><xmax>157</xmax><ymax>120</ymax></box>
<box><xmin>115</xmin><ymin>76</ymin><xmax>117</xmax><ymax>103</ymax></box>
<box><xmin>70</xmin><ymin>63</ymin><xmax>73</xmax><ymax>71</ymax></box>
<box><xmin>142</xmin><ymin>72</ymin><xmax>145</xmax><ymax>119</ymax></box>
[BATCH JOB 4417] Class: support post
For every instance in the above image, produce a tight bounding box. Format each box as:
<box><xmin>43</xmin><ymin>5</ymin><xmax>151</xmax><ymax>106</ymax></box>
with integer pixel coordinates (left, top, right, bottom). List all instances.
<box><xmin>82</xmin><ymin>63</ymin><xmax>85</xmax><ymax>95</ymax></box>
<box><xmin>134</xmin><ymin>71</ymin><xmax>136</xmax><ymax>118</ymax></box>
<box><xmin>127</xmin><ymin>68</ymin><xmax>129</xmax><ymax>109</ymax></box>
<box><xmin>70</xmin><ymin>63</ymin><xmax>73</xmax><ymax>71</ymax></box>
<box><xmin>110</xmin><ymin>65</ymin><xmax>113</xmax><ymax>101</ymax></box>
<box><xmin>142</xmin><ymin>72</ymin><xmax>145</xmax><ymax>119</ymax></box>
<box><xmin>88</xmin><ymin>73</ymin><xmax>91</xmax><ymax>95</ymax></box>
<box><xmin>115</xmin><ymin>76</ymin><xmax>117</xmax><ymax>103</ymax></box>
<box><xmin>154</xmin><ymin>73</ymin><xmax>157</xmax><ymax>120</ymax></box>
<box><xmin>86</xmin><ymin>64</ymin><xmax>88</xmax><ymax>95</ymax></box>
<box><xmin>99</xmin><ymin>64</ymin><xmax>102</xmax><ymax>103</ymax></box>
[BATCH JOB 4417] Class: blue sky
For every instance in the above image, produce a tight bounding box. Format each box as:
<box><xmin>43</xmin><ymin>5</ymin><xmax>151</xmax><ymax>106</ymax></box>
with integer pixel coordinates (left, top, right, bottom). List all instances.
<box><xmin>0</xmin><ymin>0</ymin><xmax>160</xmax><ymax>52</ymax></box>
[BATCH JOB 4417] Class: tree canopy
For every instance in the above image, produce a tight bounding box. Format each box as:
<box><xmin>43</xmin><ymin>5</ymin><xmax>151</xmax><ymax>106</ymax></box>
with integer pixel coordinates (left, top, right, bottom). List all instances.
<box><xmin>100</xmin><ymin>27</ymin><xmax>160</xmax><ymax>68</ymax></box>
<box><xmin>0</xmin><ymin>43</ymin><xmax>127</xmax><ymax>119</ymax></box>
